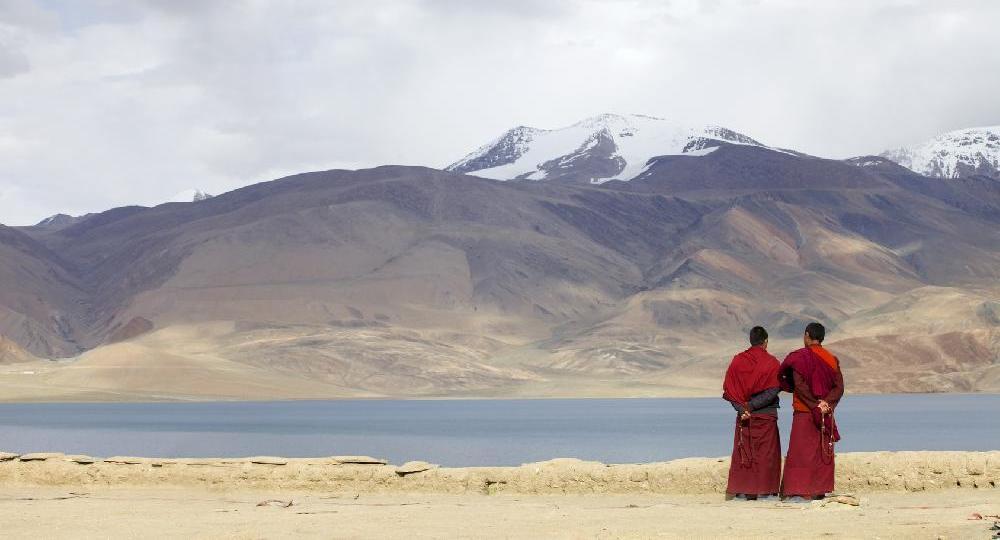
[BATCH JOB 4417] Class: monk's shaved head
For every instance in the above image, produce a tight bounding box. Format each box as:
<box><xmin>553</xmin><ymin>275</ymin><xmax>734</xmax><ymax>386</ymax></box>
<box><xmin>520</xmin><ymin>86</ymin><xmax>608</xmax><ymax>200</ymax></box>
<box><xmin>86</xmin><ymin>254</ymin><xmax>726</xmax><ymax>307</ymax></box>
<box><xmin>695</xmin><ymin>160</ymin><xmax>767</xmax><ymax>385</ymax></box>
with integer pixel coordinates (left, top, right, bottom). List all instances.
<box><xmin>749</xmin><ymin>326</ymin><xmax>768</xmax><ymax>346</ymax></box>
<box><xmin>805</xmin><ymin>322</ymin><xmax>825</xmax><ymax>343</ymax></box>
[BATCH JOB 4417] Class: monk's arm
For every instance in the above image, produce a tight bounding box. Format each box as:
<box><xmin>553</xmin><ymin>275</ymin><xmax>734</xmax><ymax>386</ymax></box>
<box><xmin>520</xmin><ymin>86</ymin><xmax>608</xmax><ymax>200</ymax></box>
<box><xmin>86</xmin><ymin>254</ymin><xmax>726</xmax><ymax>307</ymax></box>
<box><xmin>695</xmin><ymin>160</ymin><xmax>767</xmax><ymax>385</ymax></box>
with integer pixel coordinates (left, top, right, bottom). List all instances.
<box><xmin>725</xmin><ymin>394</ymin><xmax>748</xmax><ymax>414</ymax></box>
<box><xmin>749</xmin><ymin>387</ymin><xmax>779</xmax><ymax>411</ymax></box>
<box><xmin>727</xmin><ymin>398</ymin><xmax>746</xmax><ymax>414</ymax></box>
<box><xmin>791</xmin><ymin>371</ymin><xmax>820</xmax><ymax>410</ymax></box>
<box><xmin>825</xmin><ymin>367</ymin><xmax>845</xmax><ymax>408</ymax></box>
<box><xmin>726</xmin><ymin>388</ymin><xmax>777</xmax><ymax>413</ymax></box>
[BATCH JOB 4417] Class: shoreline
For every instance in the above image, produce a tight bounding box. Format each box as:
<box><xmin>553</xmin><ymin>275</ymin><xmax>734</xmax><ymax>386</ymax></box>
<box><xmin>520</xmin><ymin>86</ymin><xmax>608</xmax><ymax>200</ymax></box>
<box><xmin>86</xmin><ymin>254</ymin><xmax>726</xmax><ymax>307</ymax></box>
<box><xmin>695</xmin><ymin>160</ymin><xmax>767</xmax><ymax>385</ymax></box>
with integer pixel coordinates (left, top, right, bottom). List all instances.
<box><xmin>2</xmin><ymin>390</ymin><xmax>998</xmax><ymax>405</ymax></box>
<box><xmin>2</xmin><ymin>451</ymin><xmax>997</xmax><ymax>495</ymax></box>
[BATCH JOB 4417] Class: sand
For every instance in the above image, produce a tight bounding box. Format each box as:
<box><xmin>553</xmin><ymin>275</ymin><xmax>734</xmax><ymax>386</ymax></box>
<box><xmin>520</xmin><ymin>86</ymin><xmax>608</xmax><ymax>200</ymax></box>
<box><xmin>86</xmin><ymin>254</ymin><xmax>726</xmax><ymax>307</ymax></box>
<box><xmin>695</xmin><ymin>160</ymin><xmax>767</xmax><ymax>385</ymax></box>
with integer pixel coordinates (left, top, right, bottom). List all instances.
<box><xmin>1</xmin><ymin>451</ymin><xmax>998</xmax><ymax>538</ymax></box>
<box><xmin>3</xmin><ymin>487</ymin><xmax>997</xmax><ymax>539</ymax></box>
<box><xmin>2</xmin><ymin>451</ymin><xmax>997</xmax><ymax>494</ymax></box>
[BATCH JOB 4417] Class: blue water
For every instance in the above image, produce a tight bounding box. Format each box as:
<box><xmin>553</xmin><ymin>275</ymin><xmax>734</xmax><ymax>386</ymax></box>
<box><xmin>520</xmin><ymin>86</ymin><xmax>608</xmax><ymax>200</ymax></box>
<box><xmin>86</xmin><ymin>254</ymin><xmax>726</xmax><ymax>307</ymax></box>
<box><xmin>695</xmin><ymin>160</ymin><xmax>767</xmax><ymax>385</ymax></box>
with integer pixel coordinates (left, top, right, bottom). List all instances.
<box><xmin>0</xmin><ymin>394</ymin><xmax>996</xmax><ymax>466</ymax></box>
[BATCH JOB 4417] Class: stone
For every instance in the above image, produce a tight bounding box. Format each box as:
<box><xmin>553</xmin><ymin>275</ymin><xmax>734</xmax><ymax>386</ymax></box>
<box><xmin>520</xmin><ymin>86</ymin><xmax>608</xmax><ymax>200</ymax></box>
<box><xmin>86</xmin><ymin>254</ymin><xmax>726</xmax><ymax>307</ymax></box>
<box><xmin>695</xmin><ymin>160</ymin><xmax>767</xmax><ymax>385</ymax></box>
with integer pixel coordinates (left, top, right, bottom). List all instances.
<box><xmin>395</xmin><ymin>461</ymin><xmax>439</xmax><ymax>475</ymax></box>
<box><xmin>628</xmin><ymin>470</ymin><xmax>649</xmax><ymax>482</ymax></box>
<box><xmin>330</xmin><ymin>456</ymin><xmax>388</xmax><ymax>465</ymax></box>
<box><xmin>104</xmin><ymin>456</ymin><xmax>147</xmax><ymax>465</ymax></box>
<box><xmin>250</xmin><ymin>456</ymin><xmax>288</xmax><ymax>466</ymax></box>
<box><xmin>256</xmin><ymin>499</ymin><xmax>293</xmax><ymax>508</ymax></box>
<box><xmin>527</xmin><ymin>458</ymin><xmax>604</xmax><ymax>468</ymax></box>
<box><xmin>820</xmin><ymin>494</ymin><xmax>861</xmax><ymax>507</ymax></box>
<box><xmin>65</xmin><ymin>455</ymin><xmax>98</xmax><ymax>464</ymax></box>
<box><xmin>0</xmin><ymin>452</ymin><xmax>20</xmax><ymax>461</ymax></box>
<box><xmin>19</xmin><ymin>452</ymin><xmax>64</xmax><ymax>462</ymax></box>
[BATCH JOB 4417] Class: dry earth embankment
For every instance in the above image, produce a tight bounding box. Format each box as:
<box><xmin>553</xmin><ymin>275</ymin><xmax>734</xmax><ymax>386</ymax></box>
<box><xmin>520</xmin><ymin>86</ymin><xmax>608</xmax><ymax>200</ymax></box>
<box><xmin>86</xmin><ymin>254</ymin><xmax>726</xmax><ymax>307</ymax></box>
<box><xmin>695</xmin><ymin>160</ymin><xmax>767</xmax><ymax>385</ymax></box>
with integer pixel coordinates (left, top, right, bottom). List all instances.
<box><xmin>1</xmin><ymin>451</ymin><xmax>996</xmax><ymax>495</ymax></box>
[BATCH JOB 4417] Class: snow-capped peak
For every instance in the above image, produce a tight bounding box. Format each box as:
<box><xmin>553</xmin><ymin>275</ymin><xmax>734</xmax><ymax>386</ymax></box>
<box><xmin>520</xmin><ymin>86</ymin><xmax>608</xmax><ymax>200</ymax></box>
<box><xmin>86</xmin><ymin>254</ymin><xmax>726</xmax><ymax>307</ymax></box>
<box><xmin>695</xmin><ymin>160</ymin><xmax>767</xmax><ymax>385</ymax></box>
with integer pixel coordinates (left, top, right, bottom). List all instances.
<box><xmin>880</xmin><ymin>125</ymin><xmax>1000</xmax><ymax>179</ymax></box>
<box><xmin>34</xmin><ymin>213</ymin><xmax>83</xmax><ymax>229</ymax></box>
<box><xmin>167</xmin><ymin>189</ymin><xmax>214</xmax><ymax>203</ymax></box>
<box><xmin>447</xmin><ymin>113</ymin><xmax>766</xmax><ymax>183</ymax></box>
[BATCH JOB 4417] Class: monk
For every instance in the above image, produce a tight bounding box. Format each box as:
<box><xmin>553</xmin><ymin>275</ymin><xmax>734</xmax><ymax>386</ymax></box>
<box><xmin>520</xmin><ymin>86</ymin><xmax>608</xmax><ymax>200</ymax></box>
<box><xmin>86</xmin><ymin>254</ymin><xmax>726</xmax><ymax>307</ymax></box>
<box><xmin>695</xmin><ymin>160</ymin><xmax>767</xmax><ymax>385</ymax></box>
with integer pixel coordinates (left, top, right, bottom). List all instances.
<box><xmin>722</xmin><ymin>326</ymin><xmax>782</xmax><ymax>500</ymax></box>
<box><xmin>779</xmin><ymin>322</ymin><xmax>844</xmax><ymax>500</ymax></box>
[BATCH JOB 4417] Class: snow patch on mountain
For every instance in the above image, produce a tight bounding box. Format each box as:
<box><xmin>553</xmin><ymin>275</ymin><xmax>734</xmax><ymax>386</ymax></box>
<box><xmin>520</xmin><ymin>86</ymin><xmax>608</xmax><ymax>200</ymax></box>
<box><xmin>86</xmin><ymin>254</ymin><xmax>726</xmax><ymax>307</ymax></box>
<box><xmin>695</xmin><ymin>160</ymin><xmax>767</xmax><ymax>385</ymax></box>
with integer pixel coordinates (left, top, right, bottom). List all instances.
<box><xmin>447</xmin><ymin>113</ymin><xmax>766</xmax><ymax>183</ymax></box>
<box><xmin>167</xmin><ymin>189</ymin><xmax>214</xmax><ymax>203</ymax></box>
<box><xmin>881</xmin><ymin>126</ymin><xmax>1000</xmax><ymax>179</ymax></box>
<box><xmin>34</xmin><ymin>213</ymin><xmax>85</xmax><ymax>229</ymax></box>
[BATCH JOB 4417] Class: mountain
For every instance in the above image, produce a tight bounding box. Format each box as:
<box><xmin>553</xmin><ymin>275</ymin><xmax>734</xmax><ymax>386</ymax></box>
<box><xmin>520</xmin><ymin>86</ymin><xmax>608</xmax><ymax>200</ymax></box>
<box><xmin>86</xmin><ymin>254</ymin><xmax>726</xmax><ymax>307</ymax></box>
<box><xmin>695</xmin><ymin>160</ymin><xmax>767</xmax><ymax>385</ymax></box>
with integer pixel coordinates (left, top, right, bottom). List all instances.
<box><xmin>168</xmin><ymin>189</ymin><xmax>214</xmax><ymax>203</ymax></box>
<box><xmin>0</xmin><ymin>335</ymin><xmax>37</xmax><ymax>364</ymax></box>
<box><xmin>0</xmin><ymin>225</ymin><xmax>89</xmax><ymax>358</ymax></box>
<box><xmin>34</xmin><ymin>213</ymin><xmax>94</xmax><ymax>231</ymax></box>
<box><xmin>1</xmin><ymin>133</ymin><xmax>999</xmax><ymax>400</ymax></box>
<box><xmin>881</xmin><ymin>125</ymin><xmax>1000</xmax><ymax>179</ymax></box>
<box><xmin>446</xmin><ymin>113</ymin><xmax>770</xmax><ymax>183</ymax></box>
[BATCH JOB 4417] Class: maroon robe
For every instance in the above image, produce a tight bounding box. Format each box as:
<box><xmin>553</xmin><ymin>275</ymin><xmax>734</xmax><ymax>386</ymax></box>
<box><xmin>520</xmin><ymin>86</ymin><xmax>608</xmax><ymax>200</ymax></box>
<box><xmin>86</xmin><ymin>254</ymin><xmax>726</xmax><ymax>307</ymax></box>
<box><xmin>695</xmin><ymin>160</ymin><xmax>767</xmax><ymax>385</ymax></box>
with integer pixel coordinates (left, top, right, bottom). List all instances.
<box><xmin>779</xmin><ymin>346</ymin><xmax>844</xmax><ymax>498</ymax></box>
<box><xmin>722</xmin><ymin>346</ymin><xmax>781</xmax><ymax>496</ymax></box>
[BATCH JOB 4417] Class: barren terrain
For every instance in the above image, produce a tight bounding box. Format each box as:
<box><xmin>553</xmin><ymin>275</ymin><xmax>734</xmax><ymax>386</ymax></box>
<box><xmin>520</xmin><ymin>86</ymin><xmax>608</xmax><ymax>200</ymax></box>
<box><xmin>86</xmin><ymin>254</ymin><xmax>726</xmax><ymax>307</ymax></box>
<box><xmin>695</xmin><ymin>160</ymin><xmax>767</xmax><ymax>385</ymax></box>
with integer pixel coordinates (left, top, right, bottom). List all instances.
<box><xmin>0</xmin><ymin>450</ymin><xmax>997</xmax><ymax>539</ymax></box>
<box><xmin>1</xmin><ymin>151</ymin><xmax>998</xmax><ymax>400</ymax></box>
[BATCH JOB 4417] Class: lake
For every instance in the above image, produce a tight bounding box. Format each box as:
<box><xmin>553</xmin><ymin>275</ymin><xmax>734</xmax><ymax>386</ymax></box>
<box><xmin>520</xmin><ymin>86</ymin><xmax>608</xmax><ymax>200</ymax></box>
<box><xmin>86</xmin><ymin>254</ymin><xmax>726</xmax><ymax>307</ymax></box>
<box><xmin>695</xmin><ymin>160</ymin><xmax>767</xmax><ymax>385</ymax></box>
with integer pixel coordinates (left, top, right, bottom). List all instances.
<box><xmin>0</xmin><ymin>394</ymin><xmax>996</xmax><ymax>466</ymax></box>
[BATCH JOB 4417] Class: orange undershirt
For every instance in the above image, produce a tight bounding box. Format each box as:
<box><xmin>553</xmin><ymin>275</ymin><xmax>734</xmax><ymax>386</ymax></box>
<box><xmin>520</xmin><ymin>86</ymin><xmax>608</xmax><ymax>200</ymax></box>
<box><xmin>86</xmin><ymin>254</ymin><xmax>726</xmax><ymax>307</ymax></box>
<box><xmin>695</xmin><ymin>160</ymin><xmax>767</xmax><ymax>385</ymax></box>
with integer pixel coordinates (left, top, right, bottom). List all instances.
<box><xmin>791</xmin><ymin>345</ymin><xmax>840</xmax><ymax>412</ymax></box>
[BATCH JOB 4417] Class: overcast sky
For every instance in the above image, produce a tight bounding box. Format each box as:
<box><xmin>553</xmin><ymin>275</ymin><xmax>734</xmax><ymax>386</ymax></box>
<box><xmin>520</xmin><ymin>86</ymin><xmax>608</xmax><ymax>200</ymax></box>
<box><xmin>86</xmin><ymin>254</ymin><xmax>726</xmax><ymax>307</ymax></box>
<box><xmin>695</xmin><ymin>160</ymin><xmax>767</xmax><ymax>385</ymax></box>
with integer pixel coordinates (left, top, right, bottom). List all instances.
<box><xmin>1</xmin><ymin>0</ymin><xmax>998</xmax><ymax>225</ymax></box>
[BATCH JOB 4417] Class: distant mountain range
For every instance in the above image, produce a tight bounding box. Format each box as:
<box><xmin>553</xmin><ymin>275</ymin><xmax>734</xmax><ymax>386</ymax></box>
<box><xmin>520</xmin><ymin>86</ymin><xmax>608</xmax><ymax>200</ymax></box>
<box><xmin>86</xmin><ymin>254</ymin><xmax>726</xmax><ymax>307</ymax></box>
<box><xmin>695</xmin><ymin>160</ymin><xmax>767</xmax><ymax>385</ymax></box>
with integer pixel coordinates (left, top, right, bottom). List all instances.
<box><xmin>32</xmin><ymin>189</ymin><xmax>214</xmax><ymax>230</ymax></box>
<box><xmin>450</xmin><ymin>114</ymin><xmax>1000</xmax><ymax>182</ymax></box>
<box><xmin>447</xmin><ymin>114</ymin><xmax>774</xmax><ymax>183</ymax></box>
<box><xmin>881</xmin><ymin>126</ymin><xmax>1000</xmax><ymax>179</ymax></box>
<box><xmin>1</xmin><ymin>115</ymin><xmax>998</xmax><ymax>401</ymax></box>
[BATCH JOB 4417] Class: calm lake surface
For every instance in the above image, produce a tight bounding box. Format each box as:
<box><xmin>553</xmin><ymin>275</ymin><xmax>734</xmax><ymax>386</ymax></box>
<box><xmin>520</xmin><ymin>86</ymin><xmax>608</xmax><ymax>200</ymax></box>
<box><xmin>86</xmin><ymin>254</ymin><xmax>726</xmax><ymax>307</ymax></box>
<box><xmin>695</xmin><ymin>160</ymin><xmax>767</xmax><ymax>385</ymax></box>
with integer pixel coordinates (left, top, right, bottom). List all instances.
<box><xmin>0</xmin><ymin>394</ymin><xmax>997</xmax><ymax>466</ymax></box>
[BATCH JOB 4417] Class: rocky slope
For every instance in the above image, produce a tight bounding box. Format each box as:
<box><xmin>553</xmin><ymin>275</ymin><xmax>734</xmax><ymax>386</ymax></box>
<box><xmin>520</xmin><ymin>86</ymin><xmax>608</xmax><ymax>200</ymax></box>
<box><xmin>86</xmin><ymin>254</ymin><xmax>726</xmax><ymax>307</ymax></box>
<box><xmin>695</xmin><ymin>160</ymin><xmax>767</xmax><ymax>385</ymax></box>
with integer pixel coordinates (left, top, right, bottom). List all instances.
<box><xmin>0</xmin><ymin>225</ymin><xmax>88</xmax><ymax>358</ymax></box>
<box><xmin>1</xmin><ymin>145</ymin><xmax>998</xmax><ymax>399</ymax></box>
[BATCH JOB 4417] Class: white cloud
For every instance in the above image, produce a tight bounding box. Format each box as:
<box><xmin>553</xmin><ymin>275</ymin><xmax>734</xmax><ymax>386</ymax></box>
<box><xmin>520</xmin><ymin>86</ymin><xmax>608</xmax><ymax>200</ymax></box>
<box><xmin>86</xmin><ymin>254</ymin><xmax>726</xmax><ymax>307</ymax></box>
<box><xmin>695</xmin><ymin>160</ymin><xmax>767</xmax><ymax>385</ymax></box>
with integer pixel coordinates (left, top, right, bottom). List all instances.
<box><xmin>0</xmin><ymin>0</ymin><xmax>998</xmax><ymax>225</ymax></box>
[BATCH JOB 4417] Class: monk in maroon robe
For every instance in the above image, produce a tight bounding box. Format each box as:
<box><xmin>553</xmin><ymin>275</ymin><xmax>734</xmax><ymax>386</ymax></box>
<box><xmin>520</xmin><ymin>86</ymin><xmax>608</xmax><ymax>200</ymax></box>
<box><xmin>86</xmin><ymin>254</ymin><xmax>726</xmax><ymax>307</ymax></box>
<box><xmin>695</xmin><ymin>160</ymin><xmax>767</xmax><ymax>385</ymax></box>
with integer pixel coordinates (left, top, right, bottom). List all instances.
<box><xmin>779</xmin><ymin>322</ymin><xmax>845</xmax><ymax>500</ymax></box>
<box><xmin>722</xmin><ymin>326</ymin><xmax>781</xmax><ymax>500</ymax></box>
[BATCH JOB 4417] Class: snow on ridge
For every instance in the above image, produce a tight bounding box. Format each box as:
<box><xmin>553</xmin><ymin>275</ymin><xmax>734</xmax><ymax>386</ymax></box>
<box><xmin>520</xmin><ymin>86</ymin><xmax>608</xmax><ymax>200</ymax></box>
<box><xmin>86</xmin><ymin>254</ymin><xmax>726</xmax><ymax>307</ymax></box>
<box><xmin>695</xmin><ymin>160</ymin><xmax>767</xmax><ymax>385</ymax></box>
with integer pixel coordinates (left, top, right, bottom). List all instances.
<box><xmin>881</xmin><ymin>125</ymin><xmax>1000</xmax><ymax>179</ymax></box>
<box><xmin>447</xmin><ymin>125</ymin><xmax>540</xmax><ymax>173</ymax></box>
<box><xmin>34</xmin><ymin>213</ymin><xmax>79</xmax><ymax>228</ymax></box>
<box><xmin>448</xmin><ymin>113</ymin><xmax>767</xmax><ymax>182</ymax></box>
<box><xmin>846</xmin><ymin>156</ymin><xmax>895</xmax><ymax>168</ymax></box>
<box><xmin>166</xmin><ymin>189</ymin><xmax>214</xmax><ymax>204</ymax></box>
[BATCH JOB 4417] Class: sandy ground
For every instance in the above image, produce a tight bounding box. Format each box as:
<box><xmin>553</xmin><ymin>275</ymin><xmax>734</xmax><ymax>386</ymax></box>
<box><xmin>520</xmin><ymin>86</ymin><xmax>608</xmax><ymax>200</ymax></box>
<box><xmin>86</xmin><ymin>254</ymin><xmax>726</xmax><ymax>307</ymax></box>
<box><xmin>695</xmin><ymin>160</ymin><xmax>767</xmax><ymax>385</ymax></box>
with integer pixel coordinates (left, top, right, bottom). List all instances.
<box><xmin>4</xmin><ymin>452</ymin><xmax>998</xmax><ymax>495</ymax></box>
<box><xmin>0</xmin><ymin>451</ymin><xmax>998</xmax><ymax>538</ymax></box>
<box><xmin>1</xmin><ymin>486</ymin><xmax>997</xmax><ymax>539</ymax></box>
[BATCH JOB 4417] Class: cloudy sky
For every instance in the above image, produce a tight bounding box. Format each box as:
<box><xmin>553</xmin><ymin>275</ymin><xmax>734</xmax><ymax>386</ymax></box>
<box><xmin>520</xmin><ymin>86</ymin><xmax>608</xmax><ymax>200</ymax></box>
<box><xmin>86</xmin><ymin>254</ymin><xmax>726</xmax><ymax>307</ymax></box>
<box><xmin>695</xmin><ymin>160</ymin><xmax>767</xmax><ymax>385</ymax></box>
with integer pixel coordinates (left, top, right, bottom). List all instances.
<box><xmin>1</xmin><ymin>0</ymin><xmax>998</xmax><ymax>225</ymax></box>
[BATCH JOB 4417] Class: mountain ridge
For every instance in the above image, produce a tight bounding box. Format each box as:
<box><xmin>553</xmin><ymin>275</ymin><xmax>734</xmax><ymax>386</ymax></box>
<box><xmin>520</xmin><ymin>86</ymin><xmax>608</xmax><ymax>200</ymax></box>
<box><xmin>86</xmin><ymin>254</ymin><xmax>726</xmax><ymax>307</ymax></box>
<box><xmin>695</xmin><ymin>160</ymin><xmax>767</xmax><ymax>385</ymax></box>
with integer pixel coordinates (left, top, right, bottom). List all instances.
<box><xmin>1</xmin><ymin>134</ymin><xmax>998</xmax><ymax>400</ymax></box>
<box><xmin>881</xmin><ymin>125</ymin><xmax>1000</xmax><ymax>180</ymax></box>
<box><xmin>446</xmin><ymin>113</ymin><xmax>774</xmax><ymax>184</ymax></box>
